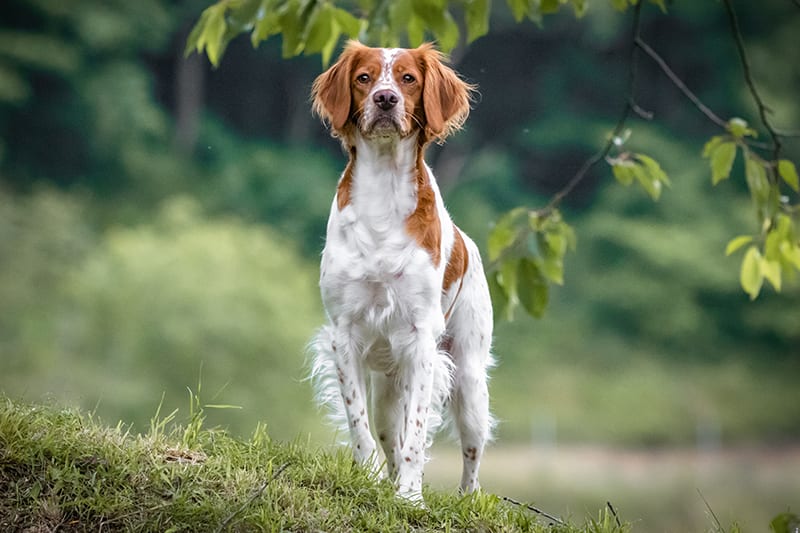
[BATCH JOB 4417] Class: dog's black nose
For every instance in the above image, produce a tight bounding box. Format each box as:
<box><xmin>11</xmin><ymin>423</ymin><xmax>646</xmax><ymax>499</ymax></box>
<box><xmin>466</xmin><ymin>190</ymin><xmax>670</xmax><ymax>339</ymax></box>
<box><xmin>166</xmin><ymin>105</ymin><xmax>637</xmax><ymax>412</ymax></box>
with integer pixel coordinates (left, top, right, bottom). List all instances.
<box><xmin>373</xmin><ymin>90</ymin><xmax>398</xmax><ymax>111</ymax></box>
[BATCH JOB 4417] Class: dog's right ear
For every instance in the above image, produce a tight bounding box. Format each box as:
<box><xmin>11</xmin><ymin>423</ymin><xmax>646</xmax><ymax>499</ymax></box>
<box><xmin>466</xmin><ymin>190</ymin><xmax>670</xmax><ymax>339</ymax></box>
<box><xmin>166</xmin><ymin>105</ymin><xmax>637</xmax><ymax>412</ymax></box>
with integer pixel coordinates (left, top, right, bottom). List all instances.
<box><xmin>312</xmin><ymin>43</ymin><xmax>356</xmax><ymax>133</ymax></box>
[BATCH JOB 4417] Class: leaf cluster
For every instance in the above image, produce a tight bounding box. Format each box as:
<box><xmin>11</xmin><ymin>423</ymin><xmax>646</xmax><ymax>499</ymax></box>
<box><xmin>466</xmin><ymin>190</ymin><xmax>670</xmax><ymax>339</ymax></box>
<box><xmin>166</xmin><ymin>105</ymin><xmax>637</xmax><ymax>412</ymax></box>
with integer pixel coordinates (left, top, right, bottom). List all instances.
<box><xmin>487</xmin><ymin>207</ymin><xmax>576</xmax><ymax>320</ymax></box>
<box><xmin>185</xmin><ymin>0</ymin><xmax>669</xmax><ymax>66</ymax></box>
<box><xmin>186</xmin><ymin>0</ymin><xmax>362</xmax><ymax>66</ymax></box>
<box><xmin>703</xmin><ymin>118</ymin><xmax>800</xmax><ymax>299</ymax></box>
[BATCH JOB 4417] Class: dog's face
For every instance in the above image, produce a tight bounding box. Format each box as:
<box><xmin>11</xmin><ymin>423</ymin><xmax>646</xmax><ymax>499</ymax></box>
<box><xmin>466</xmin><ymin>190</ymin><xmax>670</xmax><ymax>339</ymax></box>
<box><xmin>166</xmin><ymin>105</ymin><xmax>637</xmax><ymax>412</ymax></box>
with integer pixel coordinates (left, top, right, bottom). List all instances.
<box><xmin>312</xmin><ymin>42</ymin><xmax>475</xmax><ymax>144</ymax></box>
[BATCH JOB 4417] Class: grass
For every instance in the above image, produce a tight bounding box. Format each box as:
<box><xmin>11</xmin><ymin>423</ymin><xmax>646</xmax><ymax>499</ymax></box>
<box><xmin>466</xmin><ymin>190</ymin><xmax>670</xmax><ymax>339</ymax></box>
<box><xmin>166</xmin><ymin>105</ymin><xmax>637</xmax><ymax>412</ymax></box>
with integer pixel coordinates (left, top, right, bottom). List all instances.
<box><xmin>0</xmin><ymin>397</ymin><xmax>635</xmax><ymax>533</ymax></box>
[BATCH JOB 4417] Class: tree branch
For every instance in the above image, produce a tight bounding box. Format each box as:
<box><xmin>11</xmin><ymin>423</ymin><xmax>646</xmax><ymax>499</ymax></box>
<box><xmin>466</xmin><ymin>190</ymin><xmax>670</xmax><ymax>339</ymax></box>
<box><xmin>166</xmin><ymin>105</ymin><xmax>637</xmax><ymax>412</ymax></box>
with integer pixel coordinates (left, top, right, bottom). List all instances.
<box><xmin>721</xmin><ymin>0</ymin><xmax>783</xmax><ymax>168</ymax></box>
<box><xmin>502</xmin><ymin>496</ymin><xmax>565</xmax><ymax>525</ymax></box>
<box><xmin>537</xmin><ymin>1</ymin><xmax>645</xmax><ymax>215</ymax></box>
<box><xmin>633</xmin><ymin>38</ymin><xmax>727</xmax><ymax>129</ymax></box>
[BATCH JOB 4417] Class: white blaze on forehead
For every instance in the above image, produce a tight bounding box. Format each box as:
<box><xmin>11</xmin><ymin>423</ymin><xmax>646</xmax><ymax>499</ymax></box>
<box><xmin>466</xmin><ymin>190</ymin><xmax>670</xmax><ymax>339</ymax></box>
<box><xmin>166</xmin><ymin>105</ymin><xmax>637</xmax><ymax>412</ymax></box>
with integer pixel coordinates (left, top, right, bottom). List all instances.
<box><xmin>377</xmin><ymin>48</ymin><xmax>403</xmax><ymax>90</ymax></box>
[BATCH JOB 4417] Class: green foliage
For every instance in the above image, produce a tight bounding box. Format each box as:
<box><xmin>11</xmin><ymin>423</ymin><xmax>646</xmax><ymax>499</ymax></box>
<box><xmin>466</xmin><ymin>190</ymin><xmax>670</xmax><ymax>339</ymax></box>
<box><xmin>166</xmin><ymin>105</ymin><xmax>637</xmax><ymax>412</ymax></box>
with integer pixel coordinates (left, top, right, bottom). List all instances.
<box><xmin>0</xmin><ymin>188</ymin><xmax>95</xmax><ymax>370</ymax></box>
<box><xmin>0</xmin><ymin>397</ymin><xmax>619</xmax><ymax>532</ymax></box>
<box><xmin>771</xmin><ymin>512</ymin><xmax>800</xmax><ymax>533</ymax></box>
<box><xmin>703</xmin><ymin>118</ymin><xmax>800</xmax><ymax>300</ymax></box>
<box><xmin>185</xmin><ymin>0</ymin><xmax>666</xmax><ymax>63</ymax></box>
<box><xmin>609</xmin><ymin>151</ymin><xmax>671</xmax><ymax>201</ymax></box>
<box><xmin>487</xmin><ymin>207</ymin><xmax>575</xmax><ymax>320</ymax></box>
<box><xmin>186</xmin><ymin>0</ymin><xmax>364</xmax><ymax>66</ymax></box>
<box><xmin>63</xmin><ymin>197</ymin><xmax>323</xmax><ymax>437</ymax></box>
<box><xmin>0</xmin><ymin>192</ymin><xmax>324</xmax><ymax>439</ymax></box>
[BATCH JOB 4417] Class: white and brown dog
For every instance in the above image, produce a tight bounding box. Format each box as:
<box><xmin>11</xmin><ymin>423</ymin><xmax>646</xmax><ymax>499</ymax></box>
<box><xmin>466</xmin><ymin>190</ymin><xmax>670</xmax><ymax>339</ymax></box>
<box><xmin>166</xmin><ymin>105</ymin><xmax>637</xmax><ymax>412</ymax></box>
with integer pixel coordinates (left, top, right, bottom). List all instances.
<box><xmin>309</xmin><ymin>41</ymin><xmax>494</xmax><ymax>503</ymax></box>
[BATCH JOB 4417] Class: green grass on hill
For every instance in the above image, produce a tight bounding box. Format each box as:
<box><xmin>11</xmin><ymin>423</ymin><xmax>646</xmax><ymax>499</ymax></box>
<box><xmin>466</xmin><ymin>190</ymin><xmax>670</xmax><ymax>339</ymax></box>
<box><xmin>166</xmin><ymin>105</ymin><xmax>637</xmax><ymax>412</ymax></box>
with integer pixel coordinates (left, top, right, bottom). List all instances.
<box><xmin>0</xmin><ymin>397</ymin><xmax>636</xmax><ymax>532</ymax></box>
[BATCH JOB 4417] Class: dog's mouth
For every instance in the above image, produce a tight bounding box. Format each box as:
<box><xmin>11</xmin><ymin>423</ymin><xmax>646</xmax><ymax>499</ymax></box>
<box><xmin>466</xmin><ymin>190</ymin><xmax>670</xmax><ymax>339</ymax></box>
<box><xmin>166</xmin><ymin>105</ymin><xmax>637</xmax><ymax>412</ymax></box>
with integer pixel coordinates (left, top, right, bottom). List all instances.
<box><xmin>363</xmin><ymin>112</ymin><xmax>407</xmax><ymax>137</ymax></box>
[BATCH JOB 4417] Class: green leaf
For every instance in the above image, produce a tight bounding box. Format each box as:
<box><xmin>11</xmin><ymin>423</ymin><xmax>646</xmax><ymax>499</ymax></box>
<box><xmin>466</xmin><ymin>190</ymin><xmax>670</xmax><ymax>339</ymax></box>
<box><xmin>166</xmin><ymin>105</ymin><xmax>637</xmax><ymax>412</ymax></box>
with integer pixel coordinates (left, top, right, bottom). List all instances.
<box><xmin>465</xmin><ymin>0</ymin><xmax>491</xmax><ymax>43</ymax></box>
<box><xmin>251</xmin><ymin>1</ymin><xmax>281</xmax><ymax>47</ymax></box>
<box><xmin>725</xmin><ymin>235</ymin><xmax>753</xmax><ymax>256</ymax></box>
<box><xmin>636</xmin><ymin>153</ymin><xmax>671</xmax><ymax>187</ymax></box>
<box><xmin>498</xmin><ymin>258</ymin><xmax>520</xmax><ymax>320</ymax></box>
<box><xmin>488</xmin><ymin>207</ymin><xmax>526</xmax><ymax>261</ymax></box>
<box><xmin>778</xmin><ymin>159</ymin><xmax>799</xmax><ymax>192</ymax></box>
<box><xmin>609</xmin><ymin>0</ymin><xmax>629</xmax><ymax>12</ymax></box>
<box><xmin>761</xmin><ymin>257</ymin><xmax>782</xmax><ymax>291</ymax></box>
<box><xmin>203</xmin><ymin>6</ymin><xmax>228</xmax><ymax>67</ymax></box>
<box><xmin>278</xmin><ymin>0</ymin><xmax>304</xmax><ymax>58</ymax></box>
<box><xmin>540</xmin><ymin>0</ymin><xmax>561</xmax><ymax>14</ymax></box>
<box><xmin>612</xmin><ymin>161</ymin><xmax>635</xmax><ymax>186</ymax></box>
<box><xmin>647</xmin><ymin>0</ymin><xmax>667</xmax><ymax>13</ymax></box>
<box><xmin>436</xmin><ymin>11</ymin><xmax>460</xmax><ymax>53</ymax></box>
<box><xmin>764</xmin><ymin>228</ymin><xmax>782</xmax><ymax>262</ymax></box>
<box><xmin>702</xmin><ymin>135</ymin><xmax>726</xmax><ymax>158</ymax></box>
<box><xmin>710</xmin><ymin>142</ymin><xmax>736</xmax><ymax>185</ymax></box>
<box><xmin>726</xmin><ymin>117</ymin><xmax>757</xmax><ymax>139</ymax></box>
<box><xmin>407</xmin><ymin>14</ymin><xmax>426</xmax><ymax>47</ymax></box>
<box><xmin>506</xmin><ymin>0</ymin><xmax>530</xmax><ymax>22</ymax></box>
<box><xmin>779</xmin><ymin>240</ymin><xmax>800</xmax><ymax>271</ymax></box>
<box><xmin>517</xmin><ymin>258</ymin><xmax>549</xmax><ymax>318</ymax></box>
<box><xmin>740</xmin><ymin>246</ymin><xmax>764</xmax><ymax>300</ymax></box>
<box><xmin>303</xmin><ymin>4</ymin><xmax>333</xmax><ymax>56</ymax></box>
<box><xmin>745</xmin><ymin>152</ymin><xmax>770</xmax><ymax>205</ymax></box>
<box><xmin>321</xmin><ymin>21</ymin><xmax>342</xmax><ymax>66</ymax></box>
<box><xmin>333</xmin><ymin>7</ymin><xmax>362</xmax><ymax>37</ymax></box>
<box><xmin>571</xmin><ymin>0</ymin><xmax>589</xmax><ymax>16</ymax></box>
<box><xmin>770</xmin><ymin>512</ymin><xmax>800</xmax><ymax>533</ymax></box>
<box><xmin>631</xmin><ymin>161</ymin><xmax>662</xmax><ymax>201</ymax></box>
<box><xmin>487</xmin><ymin>270</ymin><xmax>509</xmax><ymax>322</ymax></box>
<box><xmin>537</xmin><ymin>233</ymin><xmax>563</xmax><ymax>285</ymax></box>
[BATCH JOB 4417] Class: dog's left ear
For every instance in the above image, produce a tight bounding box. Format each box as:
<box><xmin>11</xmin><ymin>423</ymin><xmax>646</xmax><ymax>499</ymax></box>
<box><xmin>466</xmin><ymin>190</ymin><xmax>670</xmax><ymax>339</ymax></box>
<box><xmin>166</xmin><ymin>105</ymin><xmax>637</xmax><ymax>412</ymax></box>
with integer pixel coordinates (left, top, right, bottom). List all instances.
<box><xmin>312</xmin><ymin>42</ymin><xmax>357</xmax><ymax>133</ymax></box>
<box><xmin>418</xmin><ymin>44</ymin><xmax>476</xmax><ymax>143</ymax></box>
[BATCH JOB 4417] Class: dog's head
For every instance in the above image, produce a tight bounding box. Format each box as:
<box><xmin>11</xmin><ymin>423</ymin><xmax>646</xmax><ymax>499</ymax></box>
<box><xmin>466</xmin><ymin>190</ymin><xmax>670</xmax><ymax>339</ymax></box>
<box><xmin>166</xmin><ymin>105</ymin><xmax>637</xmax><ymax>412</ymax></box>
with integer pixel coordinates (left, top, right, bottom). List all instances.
<box><xmin>312</xmin><ymin>41</ymin><xmax>475</xmax><ymax>145</ymax></box>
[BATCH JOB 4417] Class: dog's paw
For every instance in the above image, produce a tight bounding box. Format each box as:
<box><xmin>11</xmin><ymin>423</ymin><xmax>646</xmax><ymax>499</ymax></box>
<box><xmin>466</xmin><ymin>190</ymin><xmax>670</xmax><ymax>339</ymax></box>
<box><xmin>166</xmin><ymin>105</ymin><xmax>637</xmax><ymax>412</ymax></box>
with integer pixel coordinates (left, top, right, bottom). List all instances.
<box><xmin>396</xmin><ymin>486</ymin><xmax>426</xmax><ymax>508</ymax></box>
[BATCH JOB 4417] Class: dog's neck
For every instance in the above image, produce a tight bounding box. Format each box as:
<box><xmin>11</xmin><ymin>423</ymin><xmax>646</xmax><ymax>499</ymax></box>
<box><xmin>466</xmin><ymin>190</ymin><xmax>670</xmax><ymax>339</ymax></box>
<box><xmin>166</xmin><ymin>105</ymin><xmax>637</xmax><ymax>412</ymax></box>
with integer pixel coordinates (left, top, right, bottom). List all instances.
<box><xmin>340</xmin><ymin>131</ymin><xmax>428</xmax><ymax>218</ymax></box>
<box><xmin>350</xmin><ymin>131</ymin><xmax>422</xmax><ymax>178</ymax></box>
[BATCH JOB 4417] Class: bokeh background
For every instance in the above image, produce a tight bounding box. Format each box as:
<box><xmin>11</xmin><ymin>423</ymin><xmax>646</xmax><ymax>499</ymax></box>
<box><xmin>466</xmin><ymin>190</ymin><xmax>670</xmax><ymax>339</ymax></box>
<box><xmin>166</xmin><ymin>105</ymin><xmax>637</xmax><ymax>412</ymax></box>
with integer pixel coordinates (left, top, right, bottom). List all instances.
<box><xmin>1</xmin><ymin>1</ymin><xmax>798</xmax><ymax>530</ymax></box>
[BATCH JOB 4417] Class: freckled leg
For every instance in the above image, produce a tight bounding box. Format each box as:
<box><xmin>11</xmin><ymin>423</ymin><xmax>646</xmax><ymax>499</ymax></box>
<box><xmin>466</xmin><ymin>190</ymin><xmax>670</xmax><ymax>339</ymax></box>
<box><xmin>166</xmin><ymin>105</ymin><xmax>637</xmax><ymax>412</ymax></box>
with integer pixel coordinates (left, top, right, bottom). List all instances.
<box><xmin>333</xmin><ymin>327</ymin><xmax>381</xmax><ymax>475</ymax></box>
<box><xmin>451</xmin><ymin>360</ymin><xmax>490</xmax><ymax>494</ymax></box>
<box><xmin>389</xmin><ymin>328</ymin><xmax>438</xmax><ymax>503</ymax></box>
<box><xmin>448</xmin><ymin>313</ymin><xmax>493</xmax><ymax>494</ymax></box>
<box><xmin>371</xmin><ymin>372</ymin><xmax>402</xmax><ymax>479</ymax></box>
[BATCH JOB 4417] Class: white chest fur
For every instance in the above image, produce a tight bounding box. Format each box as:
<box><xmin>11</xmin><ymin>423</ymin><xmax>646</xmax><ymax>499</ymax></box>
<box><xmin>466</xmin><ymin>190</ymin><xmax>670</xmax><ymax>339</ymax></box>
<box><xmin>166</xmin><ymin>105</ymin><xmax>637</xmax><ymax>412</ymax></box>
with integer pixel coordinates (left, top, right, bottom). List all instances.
<box><xmin>319</xmin><ymin>135</ymin><xmax>447</xmax><ymax>338</ymax></box>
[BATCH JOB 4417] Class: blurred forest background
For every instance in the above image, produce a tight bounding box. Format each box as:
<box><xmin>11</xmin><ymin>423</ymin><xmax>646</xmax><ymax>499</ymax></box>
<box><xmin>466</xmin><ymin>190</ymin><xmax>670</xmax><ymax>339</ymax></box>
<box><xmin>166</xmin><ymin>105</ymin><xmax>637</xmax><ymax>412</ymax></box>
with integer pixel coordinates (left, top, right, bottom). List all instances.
<box><xmin>1</xmin><ymin>0</ymin><xmax>798</xmax><ymax>530</ymax></box>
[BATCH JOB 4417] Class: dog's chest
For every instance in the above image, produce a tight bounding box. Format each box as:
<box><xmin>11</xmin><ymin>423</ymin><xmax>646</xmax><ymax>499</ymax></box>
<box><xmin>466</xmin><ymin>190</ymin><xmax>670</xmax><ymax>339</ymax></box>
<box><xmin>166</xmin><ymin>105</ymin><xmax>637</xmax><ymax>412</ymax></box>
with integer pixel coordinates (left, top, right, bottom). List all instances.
<box><xmin>320</xmin><ymin>166</ymin><xmax>440</xmax><ymax>323</ymax></box>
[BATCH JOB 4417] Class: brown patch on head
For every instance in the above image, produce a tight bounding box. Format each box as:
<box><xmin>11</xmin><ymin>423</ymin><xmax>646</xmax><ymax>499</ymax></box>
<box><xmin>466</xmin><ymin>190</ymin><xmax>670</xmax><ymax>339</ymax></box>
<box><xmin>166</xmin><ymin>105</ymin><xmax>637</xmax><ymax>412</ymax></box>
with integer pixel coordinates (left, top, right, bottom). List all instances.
<box><xmin>312</xmin><ymin>41</ymin><xmax>382</xmax><ymax>136</ymax></box>
<box><xmin>391</xmin><ymin>49</ymin><xmax>425</xmax><ymax>134</ymax></box>
<box><xmin>405</xmin><ymin>158</ymin><xmax>441</xmax><ymax>266</ymax></box>
<box><xmin>411</xmin><ymin>43</ymin><xmax>476</xmax><ymax>144</ymax></box>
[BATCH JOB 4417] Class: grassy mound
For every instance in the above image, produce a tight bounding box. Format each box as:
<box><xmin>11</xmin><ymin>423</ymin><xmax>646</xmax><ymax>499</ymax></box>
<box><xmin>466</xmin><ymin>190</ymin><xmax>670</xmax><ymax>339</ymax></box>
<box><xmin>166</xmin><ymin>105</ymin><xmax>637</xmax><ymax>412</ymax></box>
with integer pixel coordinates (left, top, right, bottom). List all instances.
<box><xmin>0</xmin><ymin>397</ymin><xmax>629</xmax><ymax>532</ymax></box>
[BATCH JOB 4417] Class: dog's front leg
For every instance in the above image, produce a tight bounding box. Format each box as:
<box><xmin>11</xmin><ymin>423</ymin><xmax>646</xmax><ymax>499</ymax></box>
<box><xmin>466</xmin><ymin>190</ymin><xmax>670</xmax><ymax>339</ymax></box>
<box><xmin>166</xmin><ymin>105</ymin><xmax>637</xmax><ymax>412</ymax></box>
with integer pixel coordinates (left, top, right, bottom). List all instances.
<box><xmin>333</xmin><ymin>326</ymin><xmax>381</xmax><ymax>475</ymax></box>
<box><xmin>387</xmin><ymin>325</ymin><xmax>438</xmax><ymax>503</ymax></box>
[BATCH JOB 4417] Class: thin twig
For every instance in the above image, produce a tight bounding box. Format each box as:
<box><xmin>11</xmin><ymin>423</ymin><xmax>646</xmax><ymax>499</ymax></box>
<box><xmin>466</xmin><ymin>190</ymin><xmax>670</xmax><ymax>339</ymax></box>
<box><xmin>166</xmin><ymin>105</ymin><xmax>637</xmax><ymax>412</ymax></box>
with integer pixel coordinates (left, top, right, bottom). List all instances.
<box><xmin>607</xmin><ymin>501</ymin><xmax>623</xmax><ymax>528</ymax></box>
<box><xmin>634</xmin><ymin>36</ymin><xmax>774</xmax><ymax>150</ymax></box>
<box><xmin>539</xmin><ymin>1</ymin><xmax>645</xmax><ymax>215</ymax></box>
<box><xmin>697</xmin><ymin>488</ymin><xmax>725</xmax><ymax>533</ymax></box>
<box><xmin>502</xmin><ymin>496</ymin><xmax>565</xmax><ymax>525</ymax></box>
<box><xmin>634</xmin><ymin>38</ymin><xmax>727</xmax><ymax>129</ymax></box>
<box><xmin>721</xmin><ymin>0</ymin><xmax>783</xmax><ymax>168</ymax></box>
<box><xmin>215</xmin><ymin>462</ymin><xmax>290</xmax><ymax>533</ymax></box>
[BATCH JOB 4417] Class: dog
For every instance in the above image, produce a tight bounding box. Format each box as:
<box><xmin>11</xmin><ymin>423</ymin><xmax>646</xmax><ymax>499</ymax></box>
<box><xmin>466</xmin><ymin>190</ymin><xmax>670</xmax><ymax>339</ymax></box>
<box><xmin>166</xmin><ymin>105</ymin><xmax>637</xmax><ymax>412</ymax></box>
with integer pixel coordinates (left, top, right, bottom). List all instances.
<box><xmin>309</xmin><ymin>41</ymin><xmax>494</xmax><ymax>503</ymax></box>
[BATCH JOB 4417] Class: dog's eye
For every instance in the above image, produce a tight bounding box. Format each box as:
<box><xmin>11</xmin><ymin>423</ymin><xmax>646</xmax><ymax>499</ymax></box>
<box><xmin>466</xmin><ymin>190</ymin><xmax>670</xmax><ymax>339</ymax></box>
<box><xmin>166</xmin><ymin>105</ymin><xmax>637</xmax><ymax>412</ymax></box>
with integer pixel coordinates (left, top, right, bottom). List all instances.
<box><xmin>356</xmin><ymin>73</ymin><xmax>370</xmax><ymax>84</ymax></box>
<box><xmin>401</xmin><ymin>73</ymin><xmax>415</xmax><ymax>84</ymax></box>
